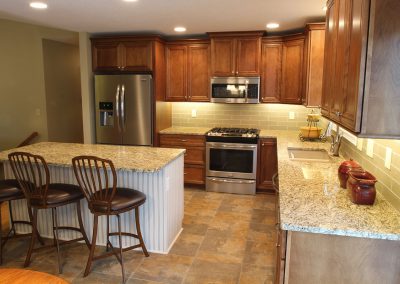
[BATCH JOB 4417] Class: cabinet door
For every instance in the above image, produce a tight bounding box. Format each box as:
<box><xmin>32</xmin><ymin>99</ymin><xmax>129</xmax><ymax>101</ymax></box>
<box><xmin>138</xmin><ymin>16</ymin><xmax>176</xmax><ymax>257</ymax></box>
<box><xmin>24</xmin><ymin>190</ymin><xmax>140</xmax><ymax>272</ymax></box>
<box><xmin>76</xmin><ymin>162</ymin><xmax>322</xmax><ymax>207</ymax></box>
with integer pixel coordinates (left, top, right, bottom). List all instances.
<box><xmin>211</xmin><ymin>38</ymin><xmax>235</xmax><ymax>76</ymax></box>
<box><xmin>188</xmin><ymin>44</ymin><xmax>210</xmax><ymax>102</ymax></box>
<box><xmin>92</xmin><ymin>41</ymin><xmax>121</xmax><ymax>72</ymax></box>
<box><xmin>260</xmin><ymin>42</ymin><xmax>282</xmax><ymax>103</ymax></box>
<box><xmin>166</xmin><ymin>45</ymin><xmax>187</xmax><ymax>101</ymax></box>
<box><xmin>184</xmin><ymin>165</ymin><xmax>205</xmax><ymax>185</ymax></box>
<box><xmin>281</xmin><ymin>38</ymin><xmax>304</xmax><ymax>104</ymax></box>
<box><xmin>257</xmin><ymin>138</ymin><xmax>278</xmax><ymax>191</ymax></box>
<box><xmin>121</xmin><ymin>41</ymin><xmax>153</xmax><ymax>72</ymax></box>
<box><xmin>303</xmin><ymin>25</ymin><xmax>325</xmax><ymax>107</ymax></box>
<box><xmin>236</xmin><ymin>37</ymin><xmax>261</xmax><ymax>76</ymax></box>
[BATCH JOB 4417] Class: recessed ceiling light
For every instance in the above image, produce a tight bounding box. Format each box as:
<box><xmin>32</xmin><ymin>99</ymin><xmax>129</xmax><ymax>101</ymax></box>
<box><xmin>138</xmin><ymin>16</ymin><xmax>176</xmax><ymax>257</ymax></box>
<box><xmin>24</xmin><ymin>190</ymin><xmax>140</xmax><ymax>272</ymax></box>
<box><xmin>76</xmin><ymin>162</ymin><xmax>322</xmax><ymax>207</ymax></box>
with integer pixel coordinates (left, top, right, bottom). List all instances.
<box><xmin>266</xmin><ymin>23</ymin><xmax>279</xmax><ymax>29</ymax></box>
<box><xmin>322</xmin><ymin>5</ymin><xmax>328</xmax><ymax>11</ymax></box>
<box><xmin>29</xmin><ymin>2</ymin><xmax>48</xmax><ymax>9</ymax></box>
<box><xmin>174</xmin><ymin>27</ymin><xmax>186</xmax><ymax>32</ymax></box>
<box><xmin>123</xmin><ymin>0</ymin><xmax>138</xmax><ymax>2</ymax></box>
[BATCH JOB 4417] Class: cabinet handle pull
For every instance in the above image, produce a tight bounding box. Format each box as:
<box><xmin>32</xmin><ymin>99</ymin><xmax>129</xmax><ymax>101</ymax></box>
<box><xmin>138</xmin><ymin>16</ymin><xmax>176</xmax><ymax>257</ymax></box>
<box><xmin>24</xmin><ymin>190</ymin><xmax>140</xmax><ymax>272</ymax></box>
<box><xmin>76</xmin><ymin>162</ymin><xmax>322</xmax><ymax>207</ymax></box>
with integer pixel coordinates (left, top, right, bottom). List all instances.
<box><xmin>335</xmin><ymin>111</ymin><xmax>342</xmax><ymax>116</ymax></box>
<box><xmin>181</xmin><ymin>139</ymin><xmax>188</xmax><ymax>142</ymax></box>
<box><xmin>184</xmin><ymin>172</ymin><xmax>187</xmax><ymax>175</ymax></box>
<box><xmin>276</xmin><ymin>243</ymin><xmax>281</xmax><ymax>247</ymax></box>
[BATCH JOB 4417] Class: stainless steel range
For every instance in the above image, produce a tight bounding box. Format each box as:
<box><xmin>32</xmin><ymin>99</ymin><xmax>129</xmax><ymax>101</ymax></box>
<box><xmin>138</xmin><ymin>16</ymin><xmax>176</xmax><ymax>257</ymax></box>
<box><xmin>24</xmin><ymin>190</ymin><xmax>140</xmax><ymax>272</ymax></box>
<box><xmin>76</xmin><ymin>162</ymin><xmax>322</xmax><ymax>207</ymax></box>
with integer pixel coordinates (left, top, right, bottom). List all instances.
<box><xmin>206</xmin><ymin>127</ymin><xmax>260</xmax><ymax>195</ymax></box>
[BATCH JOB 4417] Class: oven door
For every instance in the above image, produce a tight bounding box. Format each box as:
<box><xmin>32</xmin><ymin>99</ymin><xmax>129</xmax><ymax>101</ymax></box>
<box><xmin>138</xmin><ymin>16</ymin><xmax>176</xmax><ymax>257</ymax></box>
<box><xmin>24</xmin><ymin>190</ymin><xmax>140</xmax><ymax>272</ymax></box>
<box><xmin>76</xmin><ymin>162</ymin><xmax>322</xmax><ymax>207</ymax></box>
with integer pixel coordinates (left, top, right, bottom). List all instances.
<box><xmin>206</xmin><ymin>142</ymin><xmax>257</xmax><ymax>180</ymax></box>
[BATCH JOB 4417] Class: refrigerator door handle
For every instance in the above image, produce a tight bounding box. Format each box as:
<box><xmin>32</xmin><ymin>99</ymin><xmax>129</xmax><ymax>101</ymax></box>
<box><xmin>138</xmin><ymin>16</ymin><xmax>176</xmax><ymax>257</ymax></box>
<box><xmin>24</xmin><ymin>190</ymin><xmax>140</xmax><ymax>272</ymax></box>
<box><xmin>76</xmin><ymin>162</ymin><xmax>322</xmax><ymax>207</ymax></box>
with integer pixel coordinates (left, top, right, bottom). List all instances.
<box><xmin>115</xmin><ymin>84</ymin><xmax>121</xmax><ymax>133</ymax></box>
<box><xmin>121</xmin><ymin>84</ymin><xmax>126</xmax><ymax>132</ymax></box>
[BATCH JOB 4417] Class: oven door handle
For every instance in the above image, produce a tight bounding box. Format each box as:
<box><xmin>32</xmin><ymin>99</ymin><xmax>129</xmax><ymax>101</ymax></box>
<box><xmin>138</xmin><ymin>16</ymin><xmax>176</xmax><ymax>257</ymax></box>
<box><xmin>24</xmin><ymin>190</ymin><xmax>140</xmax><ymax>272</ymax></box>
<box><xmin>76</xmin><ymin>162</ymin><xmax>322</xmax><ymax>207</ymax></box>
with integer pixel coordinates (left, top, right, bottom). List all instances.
<box><xmin>208</xmin><ymin>144</ymin><xmax>257</xmax><ymax>150</ymax></box>
<box><xmin>208</xmin><ymin>178</ymin><xmax>255</xmax><ymax>184</ymax></box>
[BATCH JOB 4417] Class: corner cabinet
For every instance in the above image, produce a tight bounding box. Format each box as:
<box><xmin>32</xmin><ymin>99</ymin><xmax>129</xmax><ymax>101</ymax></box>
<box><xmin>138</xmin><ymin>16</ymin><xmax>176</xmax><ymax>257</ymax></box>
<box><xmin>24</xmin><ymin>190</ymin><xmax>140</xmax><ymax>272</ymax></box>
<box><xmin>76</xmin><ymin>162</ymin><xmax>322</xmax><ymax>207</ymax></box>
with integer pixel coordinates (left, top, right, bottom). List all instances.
<box><xmin>260</xmin><ymin>35</ymin><xmax>305</xmax><ymax>105</ymax></box>
<box><xmin>91</xmin><ymin>38</ymin><xmax>153</xmax><ymax>72</ymax></box>
<box><xmin>303</xmin><ymin>23</ymin><xmax>325</xmax><ymax>107</ymax></box>
<box><xmin>165</xmin><ymin>41</ymin><xmax>210</xmax><ymax>102</ymax></box>
<box><xmin>321</xmin><ymin>0</ymin><xmax>400</xmax><ymax>138</ymax></box>
<box><xmin>257</xmin><ymin>138</ymin><xmax>278</xmax><ymax>192</ymax></box>
<box><xmin>209</xmin><ymin>32</ymin><xmax>263</xmax><ymax>76</ymax></box>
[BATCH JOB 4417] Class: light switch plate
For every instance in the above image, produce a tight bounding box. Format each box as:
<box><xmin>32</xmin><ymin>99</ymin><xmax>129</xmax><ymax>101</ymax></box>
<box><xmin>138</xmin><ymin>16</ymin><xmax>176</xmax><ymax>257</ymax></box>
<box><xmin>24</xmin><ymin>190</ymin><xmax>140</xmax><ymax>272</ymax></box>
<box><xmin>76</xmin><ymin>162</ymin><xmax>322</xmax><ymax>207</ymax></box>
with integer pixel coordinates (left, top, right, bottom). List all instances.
<box><xmin>35</xmin><ymin>108</ymin><xmax>41</xmax><ymax>116</ymax></box>
<box><xmin>385</xmin><ymin>147</ymin><xmax>392</xmax><ymax>169</ymax></box>
<box><xmin>356</xmin><ymin>138</ymin><xmax>363</xmax><ymax>151</ymax></box>
<box><xmin>289</xmin><ymin>112</ymin><xmax>295</xmax><ymax>120</ymax></box>
<box><xmin>191</xmin><ymin>109</ymin><xmax>197</xmax><ymax>118</ymax></box>
<box><xmin>366</xmin><ymin>139</ymin><xmax>374</xmax><ymax>158</ymax></box>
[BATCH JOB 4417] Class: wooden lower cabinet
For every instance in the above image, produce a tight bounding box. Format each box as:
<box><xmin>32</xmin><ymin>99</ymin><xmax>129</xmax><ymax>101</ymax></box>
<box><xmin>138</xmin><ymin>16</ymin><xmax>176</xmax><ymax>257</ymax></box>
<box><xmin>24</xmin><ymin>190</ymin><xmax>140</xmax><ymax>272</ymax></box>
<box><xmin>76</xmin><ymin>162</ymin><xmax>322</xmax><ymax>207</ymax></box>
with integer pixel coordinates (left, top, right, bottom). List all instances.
<box><xmin>159</xmin><ymin>134</ymin><xmax>205</xmax><ymax>185</ymax></box>
<box><xmin>282</xmin><ymin>231</ymin><xmax>400</xmax><ymax>284</ymax></box>
<box><xmin>257</xmin><ymin>138</ymin><xmax>278</xmax><ymax>192</ymax></box>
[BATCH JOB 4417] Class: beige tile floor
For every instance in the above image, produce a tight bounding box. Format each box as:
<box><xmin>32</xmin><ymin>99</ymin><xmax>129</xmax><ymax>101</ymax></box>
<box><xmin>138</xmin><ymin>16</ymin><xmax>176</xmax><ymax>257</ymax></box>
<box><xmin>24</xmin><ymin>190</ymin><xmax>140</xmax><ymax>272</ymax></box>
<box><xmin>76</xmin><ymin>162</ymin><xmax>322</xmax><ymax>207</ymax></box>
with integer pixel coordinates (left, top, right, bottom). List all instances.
<box><xmin>1</xmin><ymin>188</ymin><xmax>276</xmax><ymax>283</ymax></box>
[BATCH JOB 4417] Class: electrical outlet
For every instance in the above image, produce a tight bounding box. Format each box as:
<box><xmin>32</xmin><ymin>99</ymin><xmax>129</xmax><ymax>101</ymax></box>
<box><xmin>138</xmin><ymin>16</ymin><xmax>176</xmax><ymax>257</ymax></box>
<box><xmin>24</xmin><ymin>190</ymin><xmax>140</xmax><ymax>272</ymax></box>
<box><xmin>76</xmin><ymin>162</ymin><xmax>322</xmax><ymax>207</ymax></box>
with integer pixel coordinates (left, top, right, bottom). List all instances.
<box><xmin>366</xmin><ymin>139</ymin><xmax>374</xmax><ymax>158</ymax></box>
<box><xmin>356</xmin><ymin>138</ymin><xmax>363</xmax><ymax>151</ymax></box>
<box><xmin>191</xmin><ymin>109</ymin><xmax>197</xmax><ymax>118</ymax></box>
<box><xmin>289</xmin><ymin>112</ymin><xmax>295</xmax><ymax>120</ymax></box>
<box><xmin>385</xmin><ymin>147</ymin><xmax>392</xmax><ymax>169</ymax></box>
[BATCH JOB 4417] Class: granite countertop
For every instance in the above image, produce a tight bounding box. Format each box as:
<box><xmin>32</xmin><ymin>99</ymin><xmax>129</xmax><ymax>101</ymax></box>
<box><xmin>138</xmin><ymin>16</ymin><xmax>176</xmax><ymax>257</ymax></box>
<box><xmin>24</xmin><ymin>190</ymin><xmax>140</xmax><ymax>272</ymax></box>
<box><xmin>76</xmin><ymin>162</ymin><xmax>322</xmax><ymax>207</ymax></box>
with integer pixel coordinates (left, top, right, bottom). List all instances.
<box><xmin>0</xmin><ymin>142</ymin><xmax>185</xmax><ymax>173</ymax></box>
<box><xmin>268</xmin><ymin>130</ymin><xmax>400</xmax><ymax>241</ymax></box>
<box><xmin>159</xmin><ymin>126</ymin><xmax>211</xmax><ymax>135</ymax></box>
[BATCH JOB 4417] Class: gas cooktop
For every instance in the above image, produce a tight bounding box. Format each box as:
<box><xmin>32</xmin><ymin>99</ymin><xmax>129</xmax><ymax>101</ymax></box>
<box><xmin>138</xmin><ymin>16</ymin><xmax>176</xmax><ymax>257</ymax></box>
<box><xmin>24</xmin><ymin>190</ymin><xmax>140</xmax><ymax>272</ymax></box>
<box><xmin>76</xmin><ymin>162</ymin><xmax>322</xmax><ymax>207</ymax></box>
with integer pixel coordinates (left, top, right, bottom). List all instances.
<box><xmin>206</xmin><ymin>127</ymin><xmax>260</xmax><ymax>144</ymax></box>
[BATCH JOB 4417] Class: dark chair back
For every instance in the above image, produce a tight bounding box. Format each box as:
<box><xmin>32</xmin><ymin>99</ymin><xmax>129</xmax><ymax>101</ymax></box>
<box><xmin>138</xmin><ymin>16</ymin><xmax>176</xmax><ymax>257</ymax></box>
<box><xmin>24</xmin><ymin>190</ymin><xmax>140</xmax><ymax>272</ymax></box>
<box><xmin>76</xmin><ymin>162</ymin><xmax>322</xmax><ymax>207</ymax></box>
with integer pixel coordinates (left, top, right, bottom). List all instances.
<box><xmin>8</xmin><ymin>152</ymin><xmax>50</xmax><ymax>206</ymax></box>
<box><xmin>72</xmin><ymin>156</ymin><xmax>117</xmax><ymax>213</ymax></box>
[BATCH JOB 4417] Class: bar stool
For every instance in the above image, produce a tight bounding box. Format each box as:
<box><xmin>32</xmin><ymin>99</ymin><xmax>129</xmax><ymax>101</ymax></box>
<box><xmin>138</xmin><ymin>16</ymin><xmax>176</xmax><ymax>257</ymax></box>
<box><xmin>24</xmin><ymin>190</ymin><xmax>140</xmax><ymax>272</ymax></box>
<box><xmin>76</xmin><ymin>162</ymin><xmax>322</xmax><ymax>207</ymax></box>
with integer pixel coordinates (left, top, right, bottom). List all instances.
<box><xmin>72</xmin><ymin>155</ymin><xmax>149</xmax><ymax>283</ymax></box>
<box><xmin>0</xmin><ymin>179</ymin><xmax>45</xmax><ymax>264</ymax></box>
<box><xmin>8</xmin><ymin>152</ymin><xmax>90</xmax><ymax>273</ymax></box>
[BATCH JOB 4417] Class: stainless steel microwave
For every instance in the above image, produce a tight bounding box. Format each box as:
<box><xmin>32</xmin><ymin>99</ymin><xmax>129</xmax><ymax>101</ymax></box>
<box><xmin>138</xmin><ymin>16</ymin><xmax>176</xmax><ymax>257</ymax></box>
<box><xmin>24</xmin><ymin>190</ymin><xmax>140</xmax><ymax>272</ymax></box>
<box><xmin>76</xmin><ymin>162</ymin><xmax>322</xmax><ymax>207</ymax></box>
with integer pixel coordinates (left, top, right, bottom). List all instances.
<box><xmin>210</xmin><ymin>77</ymin><xmax>260</xmax><ymax>103</ymax></box>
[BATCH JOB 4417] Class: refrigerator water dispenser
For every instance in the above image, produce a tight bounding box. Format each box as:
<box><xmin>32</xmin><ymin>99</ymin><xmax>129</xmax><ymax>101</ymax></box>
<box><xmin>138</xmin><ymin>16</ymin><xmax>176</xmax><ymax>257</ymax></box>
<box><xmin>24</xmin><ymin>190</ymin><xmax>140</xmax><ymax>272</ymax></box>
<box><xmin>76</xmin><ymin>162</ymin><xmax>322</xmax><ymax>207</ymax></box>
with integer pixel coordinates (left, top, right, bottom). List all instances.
<box><xmin>99</xmin><ymin>102</ymin><xmax>114</xmax><ymax>127</ymax></box>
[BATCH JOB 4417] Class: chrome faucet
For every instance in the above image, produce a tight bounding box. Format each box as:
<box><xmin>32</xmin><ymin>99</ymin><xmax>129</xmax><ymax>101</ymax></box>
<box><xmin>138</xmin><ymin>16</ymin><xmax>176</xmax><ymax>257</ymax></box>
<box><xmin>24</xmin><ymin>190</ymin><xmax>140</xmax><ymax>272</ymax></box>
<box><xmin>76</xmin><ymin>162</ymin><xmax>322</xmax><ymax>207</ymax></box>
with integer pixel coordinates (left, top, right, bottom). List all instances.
<box><xmin>331</xmin><ymin>133</ymin><xmax>343</xmax><ymax>156</ymax></box>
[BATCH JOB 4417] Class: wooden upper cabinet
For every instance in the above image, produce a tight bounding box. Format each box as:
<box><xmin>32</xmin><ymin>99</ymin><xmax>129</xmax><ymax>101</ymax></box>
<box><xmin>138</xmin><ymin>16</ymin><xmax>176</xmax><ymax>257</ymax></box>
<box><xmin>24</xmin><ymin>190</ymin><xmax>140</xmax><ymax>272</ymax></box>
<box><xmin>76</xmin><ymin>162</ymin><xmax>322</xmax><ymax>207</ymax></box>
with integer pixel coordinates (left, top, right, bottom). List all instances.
<box><xmin>92</xmin><ymin>41</ymin><xmax>121</xmax><ymax>72</ymax></box>
<box><xmin>280</xmin><ymin>36</ymin><xmax>305</xmax><ymax>104</ymax></box>
<box><xmin>260</xmin><ymin>40</ymin><xmax>282</xmax><ymax>103</ymax></box>
<box><xmin>91</xmin><ymin>38</ymin><xmax>153</xmax><ymax>72</ymax></box>
<box><xmin>236</xmin><ymin>37</ymin><xmax>261</xmax><ymax>76</ymax></box>
<box><xmin>188</xmin><ymin>44</ymin><xmax>210</xmax><ymax>101</ymax></box>
<box><xmin>166</xmin><ymin>41</ymin><xmax>211</xmax><ymax>102</ymax></box>
<box><xmin>165</xmin><ymin>45</ymin><xmax>187</xmax><ymax>101</ymax></box>
<box><xmin>303</xmin><ymin>23</ymin><xmax>326</xmax><ymax>107</ymax></box>
<box><xmin>209</xmin><ymin>32</ymin><xmax>263</xmax><ymax>76</ymax></box>
<box><xmin>121</xmin><ymin>41</ymin><xmax>153</xmax><ymax>72</ymax></box>
<box><xmin>210</xmin><ymin>38</ymin><xmax>235</xmax><ymax>76</ymax></box>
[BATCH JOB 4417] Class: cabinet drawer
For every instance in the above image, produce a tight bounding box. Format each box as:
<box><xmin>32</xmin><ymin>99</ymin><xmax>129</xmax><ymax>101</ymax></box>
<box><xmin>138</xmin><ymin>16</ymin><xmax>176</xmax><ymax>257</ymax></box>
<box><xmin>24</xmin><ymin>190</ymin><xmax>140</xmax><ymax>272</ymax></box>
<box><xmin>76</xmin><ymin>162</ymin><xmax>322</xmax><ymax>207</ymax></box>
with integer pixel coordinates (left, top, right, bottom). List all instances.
<box><xmin>184</xmin><ymin>147</ymin><xmax>205</xmax><ymax>165</ymax></box>
<box><xmin>184</xmin><ymin>165</ymin><xmax>205</xmax><ymax>185</ymax></box>
<box><xmin>160</xmin><ymin>134</ymin><xmax>205</xmax><ymax>147</ymax></box>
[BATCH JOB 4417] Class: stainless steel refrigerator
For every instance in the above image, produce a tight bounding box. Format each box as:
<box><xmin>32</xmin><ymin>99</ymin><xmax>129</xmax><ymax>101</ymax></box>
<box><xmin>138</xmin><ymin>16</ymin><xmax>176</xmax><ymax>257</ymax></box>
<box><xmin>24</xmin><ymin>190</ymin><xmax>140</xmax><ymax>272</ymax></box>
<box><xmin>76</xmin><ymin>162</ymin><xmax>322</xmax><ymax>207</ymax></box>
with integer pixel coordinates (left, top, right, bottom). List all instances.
<box><xmin>95</xmin><ymin>74</ymin><xmax>152</xmax><ymax>146</ymax></box>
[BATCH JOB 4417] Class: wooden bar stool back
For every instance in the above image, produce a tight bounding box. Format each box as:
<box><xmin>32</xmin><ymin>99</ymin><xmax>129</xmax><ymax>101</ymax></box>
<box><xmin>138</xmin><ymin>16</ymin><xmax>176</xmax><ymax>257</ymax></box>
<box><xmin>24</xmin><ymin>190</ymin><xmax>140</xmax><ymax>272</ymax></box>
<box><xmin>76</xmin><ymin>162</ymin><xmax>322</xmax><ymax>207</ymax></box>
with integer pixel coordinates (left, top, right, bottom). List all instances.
<box><xmin>8</xmin><ymin>152</ymin><xmax>90</xmax><ymax>273</ymax></box>
<box><xmin>72</xmin><ymin>155</ymin><xmax>149</xmax><ymax>283</ymax></box>
<box><xmin>0</xmin><ymin>179</ymin><xmax>44</xmax><ymax>264</ymax></box>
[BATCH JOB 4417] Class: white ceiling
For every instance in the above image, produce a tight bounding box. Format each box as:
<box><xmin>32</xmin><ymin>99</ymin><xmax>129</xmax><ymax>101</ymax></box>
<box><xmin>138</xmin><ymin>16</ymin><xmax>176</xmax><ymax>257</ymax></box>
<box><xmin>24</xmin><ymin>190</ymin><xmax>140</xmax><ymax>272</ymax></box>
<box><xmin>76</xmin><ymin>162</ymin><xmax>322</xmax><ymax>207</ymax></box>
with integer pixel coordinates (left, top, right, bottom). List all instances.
<box><xmin>0</xmin><ymin>0</ymin><xmax>326</xmax><ymax>35</ymax></box>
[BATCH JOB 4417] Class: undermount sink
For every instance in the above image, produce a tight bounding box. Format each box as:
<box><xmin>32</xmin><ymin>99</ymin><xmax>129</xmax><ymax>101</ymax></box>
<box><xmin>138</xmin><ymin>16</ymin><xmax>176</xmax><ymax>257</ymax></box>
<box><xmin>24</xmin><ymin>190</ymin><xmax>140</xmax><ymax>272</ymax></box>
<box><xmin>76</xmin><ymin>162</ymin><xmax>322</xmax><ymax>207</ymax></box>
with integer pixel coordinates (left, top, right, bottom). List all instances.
<box><xmin>288</xmin><ymin>147</ymin><xmax>331</xmax><ymax>162</ymax></box>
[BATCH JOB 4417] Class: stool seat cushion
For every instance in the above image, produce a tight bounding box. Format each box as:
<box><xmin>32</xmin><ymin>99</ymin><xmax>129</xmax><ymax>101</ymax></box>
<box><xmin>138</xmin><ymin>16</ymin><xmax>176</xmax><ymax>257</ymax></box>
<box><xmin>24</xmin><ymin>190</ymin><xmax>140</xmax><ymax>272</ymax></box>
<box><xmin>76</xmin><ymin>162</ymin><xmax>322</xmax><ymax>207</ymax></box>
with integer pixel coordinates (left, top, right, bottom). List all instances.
<box><xmin>0</xmin><ymin>179</ymin><xmax>24</xmax><ymax>200</ymax></box>
<box><xmin>30</xmin><ymin>183</ymin><xmax>84</xmax><ymax>207</ymax></box>
<box><xmin>91</xmin><ymin>188</ymin><xmax>146</xmax><ymax>213</ymax></box>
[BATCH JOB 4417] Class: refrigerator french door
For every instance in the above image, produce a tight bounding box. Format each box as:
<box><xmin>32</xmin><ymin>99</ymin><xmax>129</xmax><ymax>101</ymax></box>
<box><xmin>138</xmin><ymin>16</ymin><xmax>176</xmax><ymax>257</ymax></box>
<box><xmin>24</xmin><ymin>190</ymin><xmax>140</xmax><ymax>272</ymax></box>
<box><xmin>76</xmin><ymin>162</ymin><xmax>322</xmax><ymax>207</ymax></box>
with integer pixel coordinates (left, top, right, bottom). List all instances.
<box><xmin>95</xmin><ymin>74</ymin><xmax>153</xmax><ymax>146</ymax></box>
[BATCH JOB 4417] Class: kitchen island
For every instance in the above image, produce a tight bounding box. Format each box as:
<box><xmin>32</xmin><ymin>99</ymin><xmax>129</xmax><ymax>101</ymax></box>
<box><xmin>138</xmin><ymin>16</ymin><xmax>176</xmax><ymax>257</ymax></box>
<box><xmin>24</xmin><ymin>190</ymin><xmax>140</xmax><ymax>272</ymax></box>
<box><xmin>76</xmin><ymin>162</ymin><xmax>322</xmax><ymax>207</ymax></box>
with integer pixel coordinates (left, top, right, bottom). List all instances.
<box><xmin>0</xmin><ymin>142</ymin><xmax>185</xmax><ymax>254</ymax></box>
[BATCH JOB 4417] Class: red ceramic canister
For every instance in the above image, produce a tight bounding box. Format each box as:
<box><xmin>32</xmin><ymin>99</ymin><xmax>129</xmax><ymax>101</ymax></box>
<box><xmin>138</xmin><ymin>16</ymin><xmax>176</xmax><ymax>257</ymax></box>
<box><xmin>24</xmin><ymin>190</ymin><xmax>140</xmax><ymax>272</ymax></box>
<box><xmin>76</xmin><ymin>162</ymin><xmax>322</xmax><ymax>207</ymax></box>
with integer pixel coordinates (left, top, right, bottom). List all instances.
<box><xmin>338</xmin><ymin>159</ymin><xmax>363</xmax><ymax>188</ymax></box>
<box><xmin>347</xmin><ymin>170</ymin><xmax>377</xmax><ymax>205</ymax></box>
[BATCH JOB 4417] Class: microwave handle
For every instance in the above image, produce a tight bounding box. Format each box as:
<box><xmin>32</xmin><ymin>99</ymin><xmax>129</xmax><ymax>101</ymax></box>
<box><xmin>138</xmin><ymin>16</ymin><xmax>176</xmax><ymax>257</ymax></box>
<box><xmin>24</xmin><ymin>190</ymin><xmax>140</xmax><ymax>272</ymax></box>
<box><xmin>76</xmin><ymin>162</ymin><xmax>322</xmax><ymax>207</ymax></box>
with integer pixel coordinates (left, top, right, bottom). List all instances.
<box><xmin>245</xmin><ymin>81</ymin><xmax>249</xmax><ymax>102</ymax></box>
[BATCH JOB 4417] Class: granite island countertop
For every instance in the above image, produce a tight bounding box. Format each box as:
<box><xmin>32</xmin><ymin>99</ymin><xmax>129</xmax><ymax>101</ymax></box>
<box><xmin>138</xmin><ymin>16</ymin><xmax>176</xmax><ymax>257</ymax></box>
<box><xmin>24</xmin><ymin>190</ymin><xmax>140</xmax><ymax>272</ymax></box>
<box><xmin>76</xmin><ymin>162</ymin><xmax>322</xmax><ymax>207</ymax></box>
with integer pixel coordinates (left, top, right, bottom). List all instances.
<box><xmin>266</xmin><ymin>130</ymin><xmax>400</xmax><ymax>241</ymax></box>
<box><xmin>0</xmin><ymin>142</ymin><xmax>185</xmax><ymax>173</ymax></box>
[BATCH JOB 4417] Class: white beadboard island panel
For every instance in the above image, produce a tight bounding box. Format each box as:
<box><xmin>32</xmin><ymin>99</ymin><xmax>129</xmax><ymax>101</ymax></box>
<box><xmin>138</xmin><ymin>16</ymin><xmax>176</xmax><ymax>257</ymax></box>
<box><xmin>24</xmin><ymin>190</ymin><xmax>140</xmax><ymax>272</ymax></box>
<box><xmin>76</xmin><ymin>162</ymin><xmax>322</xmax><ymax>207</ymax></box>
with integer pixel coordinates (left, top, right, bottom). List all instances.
<box><xmin>2</xmin><ymin>155</ymin><xmax>184</xmax><ymax>254</ymax></box>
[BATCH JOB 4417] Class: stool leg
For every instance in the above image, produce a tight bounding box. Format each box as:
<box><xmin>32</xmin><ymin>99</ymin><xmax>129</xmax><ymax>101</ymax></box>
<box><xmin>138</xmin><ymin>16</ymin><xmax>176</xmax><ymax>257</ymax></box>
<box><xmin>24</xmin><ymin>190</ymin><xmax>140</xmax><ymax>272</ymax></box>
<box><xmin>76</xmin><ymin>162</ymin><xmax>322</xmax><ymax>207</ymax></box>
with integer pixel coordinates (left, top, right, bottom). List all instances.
<box><xmin>26</xmin><ymin>204</ymin><xmax>45</xmax><ymax>246</ymax></box>
<box><xmin>117</xmin><ymin>214</ymin><xmax>126</xmax><ymax>283</ymax></box>
<box><xmin>76</xmin><ymin>201</ymin><xmax>90</xmax><ymax>249</ymax></box>
<box><xmin>84</xmin><ymin>214</ymin><xmax>98</xmax><ymax>277</ymax></box>
<box><xmin>24</xmin><ymin>207</ymin><xmax>38</xmax><ymax>267</ymax></box>
<box><xmin>106</xmin><ymin>215</ymin><xmax>110</xmax><ymax>252</ymax></box>
<box><xmin>52</xmin><ymin>207</ymin><xmax>62</xmax><ymax>274</ymax></box>
<box><xmin>135</xmin><ymin>207</ymin><xmax>149</xmax><ymax>257</ymax></box>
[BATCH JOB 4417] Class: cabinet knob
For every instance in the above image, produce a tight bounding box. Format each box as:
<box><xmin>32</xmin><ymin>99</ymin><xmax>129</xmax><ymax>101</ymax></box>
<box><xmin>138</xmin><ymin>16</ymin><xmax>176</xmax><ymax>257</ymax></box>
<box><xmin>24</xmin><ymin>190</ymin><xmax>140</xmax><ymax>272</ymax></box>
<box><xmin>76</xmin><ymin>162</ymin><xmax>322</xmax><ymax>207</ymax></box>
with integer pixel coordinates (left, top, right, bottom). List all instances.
<box><xmin>335</xmin><ymin>111</ymin><xmax>342</xmax><ymax>117</ymax></box>
<box><xmin>236</xmin><ymin>71</ymin><xmax>239</xmax><ymax>75</ymax></box>
<box><xmin>231</xmin><ymin>71</ymin><xmax>234</xmax><ymax>74</ymax></box>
